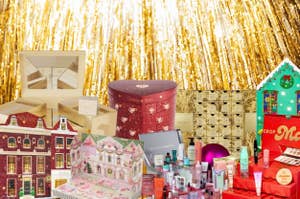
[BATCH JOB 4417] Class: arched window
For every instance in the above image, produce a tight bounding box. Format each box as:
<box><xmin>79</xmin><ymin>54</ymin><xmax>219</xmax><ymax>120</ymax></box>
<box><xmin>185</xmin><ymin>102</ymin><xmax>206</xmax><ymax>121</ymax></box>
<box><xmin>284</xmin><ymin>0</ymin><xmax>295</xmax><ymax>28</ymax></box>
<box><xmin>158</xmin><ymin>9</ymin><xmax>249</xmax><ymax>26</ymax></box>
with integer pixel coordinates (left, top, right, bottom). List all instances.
<box><xmin>8</xmin><ymin>137</ymin><xmax>16</xmax><ymax>148</ymax></box>
<box><xmin>23</xmin><ymin>138</ymin><xmax>31</xmax><ymax>149</ymax></box>
<box><xmin>37</xmin><ymin>139</ymin><xmax>45</xmax><ymax>149</ymax></box>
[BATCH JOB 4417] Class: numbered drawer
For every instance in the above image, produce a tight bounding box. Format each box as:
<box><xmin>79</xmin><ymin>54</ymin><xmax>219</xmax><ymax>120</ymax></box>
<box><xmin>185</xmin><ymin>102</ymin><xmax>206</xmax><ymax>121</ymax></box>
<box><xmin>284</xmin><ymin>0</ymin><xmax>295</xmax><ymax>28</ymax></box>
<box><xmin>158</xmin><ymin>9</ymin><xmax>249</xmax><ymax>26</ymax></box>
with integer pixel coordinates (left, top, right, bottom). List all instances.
<box><xmin>195</xmin><ymin>102</ymin><xmax>207</xmax><ymax>113</ymax></box>
<box><xmin>195</xmin><ymin>125</ymin><xmax>207</xmax><ymax>137</ymax></box>
<box><xmin>196</xmin><ymin>91</ymin><xmax>208</xmax><ymax>102</ymax></box>
<box><xmin>233</xmin><ymin>114</ymin><xmax>244</xmax><ymax>125</ymax></box>
<box><xmin>232</xmin><ymin>102</ymin><xmax>244</xmax><ymax>113</ymax></box>
<box><xmin>219</xmin><ymin>114</ymin><xmax>231</xmax><ymax>125</ymax></box>
<box><xmin>219</xmin><ymin>90</ymin><xmax>230</xmax><ymax>101</ymax></box>
<box><xmin>221</xmin><ymin>102</ymin><xmax>231</xmax><ymax>113</ymax></box>
<box><xmin>231</xmin><ymin>90</ymin><xmax>243</xmax><ymax>101</ymax></box>
<box><xmin>219</xmin><ymin>138</ymin><xmax>232</xmax><ymax>149</ymax></box>
<box><xmin>220</xmin><ymin>125</ymin><xmax>231</xmax><ymax>136</ymax></box>
<box><xmin>207</xmin><ymin>125</ymin><xmax>219</xmax><ymax>137</ymax></box>
<box><xmin>207</xmin><ymin>136</ymin><xmax>219</xmax><ymax>144</ymax></box>
<box><xmin>232</xmin><ymin>125</ymin><xmax>244</xmax><ymax>136</ymax></box>
<box><xmin>207</xmin><ymin>113</ymin><xmax>219</xmax><ymax>125</ymax></box>
<box><xmin>195</xmin><ymin>114</ymin><xmax>207</xmax><ymax>125</ymax></box>
<box><xmin>207</xmin><ymin>102</ymin><xmax>219</xmax><ymax>113</ymax></box>
<box><xmin>208</xmin><ymin>91</ymin><xmax>219</xmax><ymax>101</ymax></box>
<box><xmin>231</xmin><ymin>136</ymin><xmax>243</xmax><ymax>147</ymax></box>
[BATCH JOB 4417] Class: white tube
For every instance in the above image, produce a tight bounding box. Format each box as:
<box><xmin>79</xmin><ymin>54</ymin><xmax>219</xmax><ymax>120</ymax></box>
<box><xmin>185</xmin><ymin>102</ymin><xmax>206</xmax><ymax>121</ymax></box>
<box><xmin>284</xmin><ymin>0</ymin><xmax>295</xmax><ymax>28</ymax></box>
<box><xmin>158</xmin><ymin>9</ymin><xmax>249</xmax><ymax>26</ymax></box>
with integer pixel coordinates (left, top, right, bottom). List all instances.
<box><xmin>254</xmin><ymin>171</ymin><xmax>262</xmax><ymax>196</ymax></box>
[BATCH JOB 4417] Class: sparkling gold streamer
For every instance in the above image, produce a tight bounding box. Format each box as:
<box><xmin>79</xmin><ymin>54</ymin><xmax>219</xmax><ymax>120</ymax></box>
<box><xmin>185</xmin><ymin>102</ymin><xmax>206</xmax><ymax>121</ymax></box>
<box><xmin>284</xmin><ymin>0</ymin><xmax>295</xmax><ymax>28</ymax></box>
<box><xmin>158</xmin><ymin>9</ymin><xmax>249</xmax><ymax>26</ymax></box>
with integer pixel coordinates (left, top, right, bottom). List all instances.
<box><xmin>0</xmin><ymin>0</ymin><xmax>299</xmax><ymax>105</ymax></box>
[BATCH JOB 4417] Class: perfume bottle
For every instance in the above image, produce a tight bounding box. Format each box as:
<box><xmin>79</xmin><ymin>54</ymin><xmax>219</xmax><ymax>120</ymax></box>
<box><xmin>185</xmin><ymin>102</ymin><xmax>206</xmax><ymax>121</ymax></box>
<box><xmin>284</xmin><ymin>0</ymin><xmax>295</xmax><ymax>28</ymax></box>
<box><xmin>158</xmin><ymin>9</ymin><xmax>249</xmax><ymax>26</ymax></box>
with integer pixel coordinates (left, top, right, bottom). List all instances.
<box><xmin>240</xmin><ymin>146</ymin><xmax>249</xmax><ymax>178</ymax></box>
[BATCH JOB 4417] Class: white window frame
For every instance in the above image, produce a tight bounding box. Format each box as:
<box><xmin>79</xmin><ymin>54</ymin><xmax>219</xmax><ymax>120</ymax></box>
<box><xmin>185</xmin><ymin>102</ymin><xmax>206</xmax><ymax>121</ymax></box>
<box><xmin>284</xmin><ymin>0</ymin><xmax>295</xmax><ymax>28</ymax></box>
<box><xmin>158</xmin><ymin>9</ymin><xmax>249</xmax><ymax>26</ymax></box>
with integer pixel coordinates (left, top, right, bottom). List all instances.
<box><xmin>36</xmin><ymin>156</ymin><xmax>45</xmax><ymax>174</ymax></box>
<box><xmin>55</xmin><ymin>153</ymin><xmax>64</xmax><ymax>169</ymax></box>
<box><xmin>22</xmin><ymin>156</ymin><xmax>32</xmax><ymax>174</ymax></box>
<box><xmin>7</xmin><ymin>178</ymin><xmax>16</xmax><ymax>197</ymax></box>
<box><xmin>36</xmin><ymin>177</ymin><xmax>45</xmax><ymax>196</ymax></box>
<box><xmin>55</xmin><ymin>137</ymin><xmax>64</xmax><ymax>149</ymax></box>
<box><xmin>66</xmin><ymin>138</ymin><xmax>73</xmax><ymax>149</ymax></box>
<box><xmin>7</xmin><ymin>156</ymin><xmax>16</xmax><ymax>174</ymax></box>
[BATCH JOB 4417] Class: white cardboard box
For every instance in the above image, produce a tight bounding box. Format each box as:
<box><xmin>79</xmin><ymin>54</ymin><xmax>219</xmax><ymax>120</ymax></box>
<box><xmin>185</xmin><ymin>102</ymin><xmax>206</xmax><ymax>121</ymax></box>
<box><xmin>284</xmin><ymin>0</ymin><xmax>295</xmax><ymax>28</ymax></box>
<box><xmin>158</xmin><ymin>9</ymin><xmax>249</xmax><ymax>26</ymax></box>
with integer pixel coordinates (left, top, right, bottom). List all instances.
<box><xmin>19</xmin><ymin>51</ymin><xmax>86</xmax><ymax>109</ymax></box>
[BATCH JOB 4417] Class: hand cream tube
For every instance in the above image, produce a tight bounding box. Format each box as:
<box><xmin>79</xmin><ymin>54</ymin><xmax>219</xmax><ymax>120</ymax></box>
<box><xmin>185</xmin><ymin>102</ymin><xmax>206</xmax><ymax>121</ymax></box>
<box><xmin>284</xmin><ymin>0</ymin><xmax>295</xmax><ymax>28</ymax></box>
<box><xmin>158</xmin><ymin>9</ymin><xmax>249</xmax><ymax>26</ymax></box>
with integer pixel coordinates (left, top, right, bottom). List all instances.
<box><xmin>254</xmin><ymin>171</ymin><xmax>262</xmax><ymax>196</ymax></box>
<box><xmin>226</xmin><ymin>164</ymin><xmax>233</xmax><ymax>189</ymax></box>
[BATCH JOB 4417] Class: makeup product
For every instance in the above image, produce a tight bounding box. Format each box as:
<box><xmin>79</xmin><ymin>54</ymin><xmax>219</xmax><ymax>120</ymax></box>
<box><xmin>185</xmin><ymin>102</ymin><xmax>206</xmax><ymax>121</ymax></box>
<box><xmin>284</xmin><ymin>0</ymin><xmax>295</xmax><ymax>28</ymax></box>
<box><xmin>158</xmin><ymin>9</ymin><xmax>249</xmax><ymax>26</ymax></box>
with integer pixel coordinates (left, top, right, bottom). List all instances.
<box><xmin>154</xmin><ymin>177</ymin><xmax>165</xmax><ymax>199</ymax></box>
<box><xmin>184</xmin><ymin>156</ymin><xmax>190</xmax><ymax>167</ymax></box>
<box><xmin>192</xmin><ymin>161</ymin><xmax>202</xmax><ymax>189</ymax></box>
<box><xmin>165</xmin><ymin>152</ymin><xmax>172</xmax><ymax>164</ymax></box>
<box><xmin>175</xmin><ymin>175</ymin><xmax>185</xmax><ymax>191</ymax></box>
<box><xmin>254</xmin><ymin>171</ymin><xmax>262</xmax><ymax>196</ymax></box>
<box><xmin>188</xmin><ymin>138</ymin><xmax>195</xmax><ymax>165</ymax></box>
<box><xmin>276</xmin><ymin>168</ymin><xmax>292</xmax><ymax>185</ymax></box>
<box><xmin>240</xmin><ymin>146</ymin><xmax>249</xmax><ymax>178</ymax></box>
<box><xmin>178</xmin><ymin>143</ymin><xmax>185</xmax><ymax>164</ymax></box>
<box><xmin>263</xmin><ymin>149</ymin><xmax>270</xmax><ymax>168</ymax></box>
<box><xmin>226</xmin><ymin>164</ymin><xmax>233</xmax><ymax>189</ymax></box>
<box><xmin>201</xmin><ymin>161</ymin><xmax>209</xmax><ymax>187</ymax></box>
<box><xmin>154</xmin><ymin>154</ymin><xmax>164</xmax><ymax>167</ymax></box>
<box><xmin>172</xmin><ymin>149</ymin><xmax>177</xmax><ymax>163</ymax></box>
<box><xmin>254</xmin><ymin>139</ymin><xmax>258</xmax><ymax>164</ymax></box>
<box><xmin>213</xmin><ymin>169</ymin><xmax>225</xmax><ymax>191</ymax></box>
<box><xmin>195</xmin><ymin>140</ymin><xmax>202</xmax><ymax>164</ymax></box>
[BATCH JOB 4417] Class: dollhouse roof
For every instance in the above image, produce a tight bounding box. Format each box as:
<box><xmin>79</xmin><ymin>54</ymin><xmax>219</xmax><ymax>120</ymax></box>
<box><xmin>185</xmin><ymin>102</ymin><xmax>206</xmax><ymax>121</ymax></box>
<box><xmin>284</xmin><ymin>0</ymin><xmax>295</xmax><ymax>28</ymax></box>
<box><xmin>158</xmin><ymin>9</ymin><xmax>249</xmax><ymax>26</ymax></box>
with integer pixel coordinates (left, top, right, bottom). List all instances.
<box><xmin>257</xmin><ymin>58</ymin><xmax>300</xmax><ymax>90</ymax></box>
<box><xmin>78</xmin><ymin>133</ymin><xmax>143</xmax><ymax>155</ymax></box>
<box><xmin>2</xmin><ymin>112</ymin><xmax>49</xmax><ymax>128</ymax></box>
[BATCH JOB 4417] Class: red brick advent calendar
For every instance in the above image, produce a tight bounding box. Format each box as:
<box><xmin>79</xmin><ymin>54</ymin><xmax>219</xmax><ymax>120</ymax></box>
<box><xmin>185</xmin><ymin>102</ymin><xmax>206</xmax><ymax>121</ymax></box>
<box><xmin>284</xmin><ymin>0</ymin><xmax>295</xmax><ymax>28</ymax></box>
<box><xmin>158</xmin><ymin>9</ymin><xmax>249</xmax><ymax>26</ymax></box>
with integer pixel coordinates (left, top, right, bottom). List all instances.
<box><xmin>108</xmin><ymin>80</ymin><xmax>177</xmax><ymax>139</ymax></box>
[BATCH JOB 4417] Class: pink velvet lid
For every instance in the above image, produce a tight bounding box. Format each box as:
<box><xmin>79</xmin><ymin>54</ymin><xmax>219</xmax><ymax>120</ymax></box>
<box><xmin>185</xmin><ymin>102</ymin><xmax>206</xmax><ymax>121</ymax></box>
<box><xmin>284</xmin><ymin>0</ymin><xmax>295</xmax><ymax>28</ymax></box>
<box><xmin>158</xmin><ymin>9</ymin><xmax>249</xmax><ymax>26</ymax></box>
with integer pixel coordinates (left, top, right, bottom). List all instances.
<box><xmin>108</xmin><ymin>80</ymin><xmax>177</xmax><ymax>97</ymax></box>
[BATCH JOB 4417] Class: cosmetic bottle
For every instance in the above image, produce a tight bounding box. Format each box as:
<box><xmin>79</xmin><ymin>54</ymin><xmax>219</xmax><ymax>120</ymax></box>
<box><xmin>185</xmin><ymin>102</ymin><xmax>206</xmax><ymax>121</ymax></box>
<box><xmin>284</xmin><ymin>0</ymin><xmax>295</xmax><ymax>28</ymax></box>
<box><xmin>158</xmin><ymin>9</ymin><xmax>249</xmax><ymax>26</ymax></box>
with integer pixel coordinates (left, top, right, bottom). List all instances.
<box><xmin>195</xmin><ymin>139</ymin><xmax>202</xmax><ymax>164</ymax></box>
<box><xmin>192</xmin><ymin>161</ymin><xmax>202</xmax><ymax>189</ymax></box>
<box><xmin>187</xmin><ymin>138</ymin><xmax>195</xmax><ymax>165</ymax></box>
<box><xmin>165</xmin><ymin>152</ymin><xmax>172</xmax><ymax>164</ymax></box>
<box><xmin>240</xmin><ymin>146</ymin><xmax>249</xmax><ymax>178</ymax></box>
<box><xmin>254</xmin><ymin>139</ymin><xmax>258</xmax><ymax>164</ymax></box>
<box><xmin>172</xmin><ymin>149</ymin><xmax>177</xmax><ymax>163</ymax></box>
<box><xmin>178</xmin><ymin>143</ymin><xmax>185</xmax><ymax>166</ymax></box>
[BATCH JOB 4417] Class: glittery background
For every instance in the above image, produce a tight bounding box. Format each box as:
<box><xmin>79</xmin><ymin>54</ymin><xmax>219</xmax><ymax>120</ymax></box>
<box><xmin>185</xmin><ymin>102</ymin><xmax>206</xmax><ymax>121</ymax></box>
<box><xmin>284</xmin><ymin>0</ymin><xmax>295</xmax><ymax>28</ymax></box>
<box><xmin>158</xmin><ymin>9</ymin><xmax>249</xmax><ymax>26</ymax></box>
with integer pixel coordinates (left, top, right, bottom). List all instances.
<box><xmin>0</xmin><ymin>0</ymin><xmax>299</xmax><ymax>105</ymax></box>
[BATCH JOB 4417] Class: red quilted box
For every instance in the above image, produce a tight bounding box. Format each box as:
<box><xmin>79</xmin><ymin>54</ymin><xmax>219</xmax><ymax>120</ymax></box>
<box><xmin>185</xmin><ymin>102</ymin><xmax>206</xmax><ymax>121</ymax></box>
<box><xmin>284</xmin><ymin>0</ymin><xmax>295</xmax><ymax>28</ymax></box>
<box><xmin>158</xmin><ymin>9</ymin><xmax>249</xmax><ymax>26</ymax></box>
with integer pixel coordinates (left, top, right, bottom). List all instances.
<box><xmin>108</xmin><ymin>80</ymin><xmax>177</xmax><ymax>139</ymax></box>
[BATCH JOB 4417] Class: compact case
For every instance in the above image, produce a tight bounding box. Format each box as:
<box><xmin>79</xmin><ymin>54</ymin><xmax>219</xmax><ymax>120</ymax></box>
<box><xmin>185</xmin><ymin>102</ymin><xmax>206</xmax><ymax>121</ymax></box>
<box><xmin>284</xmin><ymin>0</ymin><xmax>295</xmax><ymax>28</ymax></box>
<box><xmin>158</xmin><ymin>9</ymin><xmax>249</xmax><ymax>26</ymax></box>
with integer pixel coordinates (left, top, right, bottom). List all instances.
<box><xmin>108</xmin><ymin>80</ymin><xmax>177</xmax><ymax>139</ymax></box>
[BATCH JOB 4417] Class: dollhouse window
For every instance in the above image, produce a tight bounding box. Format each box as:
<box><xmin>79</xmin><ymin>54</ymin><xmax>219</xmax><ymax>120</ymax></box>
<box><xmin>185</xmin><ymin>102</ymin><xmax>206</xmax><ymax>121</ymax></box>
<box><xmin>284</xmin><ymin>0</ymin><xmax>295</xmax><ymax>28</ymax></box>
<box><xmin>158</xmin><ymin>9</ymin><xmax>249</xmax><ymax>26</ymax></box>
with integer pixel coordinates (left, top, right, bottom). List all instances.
<box><xmin>10</xmin><ymin>115</ymin><xmax>17</xmax><ymax>126</ymax></box>
<box><xmin>55</xmin><ymin>137</ymin><xmax>64</xmax><ymax>149</ymax></box>
<box><xmin>37</xmin><ymin>156</ymin><xmax>45</xmax><ymax>173</ymax></box>
<box><xmin>7</xmin><ymin>137</ymin><xmax>16</xmax><ymax>148</ymax></box>
<box><xmin>72</xmin><ymin>152</ymin><xmax>75</xmax><ymax>161</ymax></box>
<box><xmin>66</xmin><ymin>153</ymin><xmax>71</xmax><ymax>168</ymax></box>
<box><xmin>297</xmin><ymin>91</ymin><xmax>300</xmax><ymax>115</ymax></box>
<box><xmin>108</xmin><ymin>155</ymin><xmax>112</xmax><ymax>163</ymax></box>
<box><xmin>77</xmin><ymin>150</ymin><xmax>80</xmax><ymax>159</ymax></box>
<box><xmin>264</xmin><ymin>91</ymin><xmax>278</xmax><ymax>114</ymax></box>
<box><xmin>36</xmin><ymin>118</ymin><xmax>44</xmax><ymax>128</ymax></box>
<box><xmin>7</xmin><ymin>179</ymin><xmax>16</xmax><ymax>197</ymax></box>
<box><xmin>23</xmin><ymin>138</ymin><xmax>31</xmax><ymax>149</ymax></box>
<box><xmin>66</xmin><ymin>138</ymin><xmax>73</xmax><ymax>149</ymax></box>
<box><xmin>55</xmin><ymin>154</ymin><xmax>64</xmax><ymax>168</ymax></box>
<box><xmin>7</xmin><ymin>156</ymin><xmax>16</xmax><ymax>174</ymax></box>
<box><xmin>117</xmin><ymin>157</ymin><xmax>121</xmax><ymax>165</ymax></box>
<box><xmin>37</xmin><ymin>138</ymin><xmax>45</xmax><ymax>149</ymax></box>
<box><xmin>23</xmin><ymin>156</ymin><xmax>32</xmax><ymax>174</ymax></box>
<box><xmin>36</xmin><ymin>178</ymin><xmax>45</xmax><ymax>195</ymax></box>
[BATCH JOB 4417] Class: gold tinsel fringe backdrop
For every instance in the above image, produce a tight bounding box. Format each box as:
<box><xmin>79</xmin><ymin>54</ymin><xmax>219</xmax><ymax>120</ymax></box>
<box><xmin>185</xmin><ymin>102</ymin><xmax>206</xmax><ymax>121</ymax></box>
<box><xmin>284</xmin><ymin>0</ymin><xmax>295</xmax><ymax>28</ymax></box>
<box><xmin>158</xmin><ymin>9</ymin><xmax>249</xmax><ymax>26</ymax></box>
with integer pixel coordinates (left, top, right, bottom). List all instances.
<box><xmin>0</xmin><ymin>0</ymin><xmax>299</xmax><ymax>105</ymax></box>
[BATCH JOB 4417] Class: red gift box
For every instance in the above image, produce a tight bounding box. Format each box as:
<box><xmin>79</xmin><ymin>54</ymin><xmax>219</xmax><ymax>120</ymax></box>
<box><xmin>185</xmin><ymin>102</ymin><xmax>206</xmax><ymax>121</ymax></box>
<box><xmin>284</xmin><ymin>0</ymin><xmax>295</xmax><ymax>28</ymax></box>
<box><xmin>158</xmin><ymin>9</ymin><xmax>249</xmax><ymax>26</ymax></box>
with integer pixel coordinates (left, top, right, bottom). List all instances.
<box><xmin>262</xmin><ymin>114</ymin><xmax>300</xmax><ymax>154</ymax></box>
<box><xmin>233</xmin><ymin>175</ymin><xmax>297</xmax><ymax>198</ymax></box>
<box><xmin>223</xmin><ymin>189</ymin><xmax>297</xmax><ymax>199</ymax></box>
<box><xmin>108</xmin><ymin>80</ymin><xmax>177</xmax><ymax>139</ymax></box>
